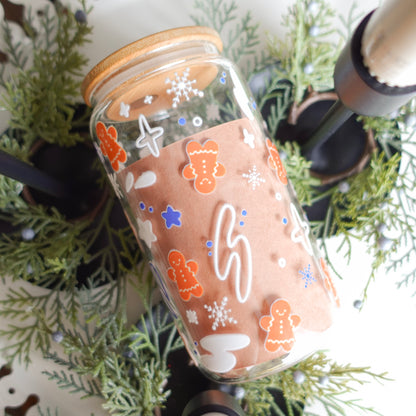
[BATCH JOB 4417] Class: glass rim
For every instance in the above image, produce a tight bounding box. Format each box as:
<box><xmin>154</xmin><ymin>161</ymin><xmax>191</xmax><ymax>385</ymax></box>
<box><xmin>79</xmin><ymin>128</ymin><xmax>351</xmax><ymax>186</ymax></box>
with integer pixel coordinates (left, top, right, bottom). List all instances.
<box><xmin>81</xmin><ymin>26</ymin><xmax>223</xmax><ymax>107</ymax></box>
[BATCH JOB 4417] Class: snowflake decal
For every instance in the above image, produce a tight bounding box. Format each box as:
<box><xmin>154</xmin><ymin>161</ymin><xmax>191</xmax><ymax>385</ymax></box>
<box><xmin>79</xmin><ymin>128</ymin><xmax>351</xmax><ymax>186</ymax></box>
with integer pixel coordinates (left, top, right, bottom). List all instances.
<box><xmin>204</xmin><ymin>296</ymin><xmax>237</xmax><ymax>331</ymax></box>
<box><xmin>242</xmin><ymin>165</ymin><xmax>266</xmax><ymax>190</ymax></box>
<box><xmin>186</xmin><ymin>310</ymin><xmax>199</xmax><ymax>325</ymax></box>
<box><xmin>165</xmin><ymin>67</ymin><xmax>204</xmax><ymax>108</ymax></box>
<box><xmin>299</xmin><ymin>264</ymin><xmax>316</xmax><ymax>288</ymax></box>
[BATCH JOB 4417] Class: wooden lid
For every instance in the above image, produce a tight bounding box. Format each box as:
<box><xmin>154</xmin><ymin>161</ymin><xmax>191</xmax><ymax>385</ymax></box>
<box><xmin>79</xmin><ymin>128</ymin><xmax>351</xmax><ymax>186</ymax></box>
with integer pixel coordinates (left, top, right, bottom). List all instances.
<box><xmin>82</xmin><ymin>26</ymin><xmax>223</xmax><ymax>106</ymax></box>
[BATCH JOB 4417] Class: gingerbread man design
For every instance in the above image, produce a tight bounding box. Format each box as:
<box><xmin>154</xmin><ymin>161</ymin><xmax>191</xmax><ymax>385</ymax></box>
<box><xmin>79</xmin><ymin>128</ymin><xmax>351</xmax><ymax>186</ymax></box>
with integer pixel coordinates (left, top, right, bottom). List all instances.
<box><xmin>259</xmin><ymin>299</ymin><xmax>300</xmax><ymax>353</ymax></box>
<box><xmin>182</xmin><ymin>140</ymin><xmax>226</xmax><ymax>194</ymax></box>
<box><xmin>96</xmin><ymin>121</ymin><xmax>127</xmax><ymax>172</ymax></box>
<box><xmin>266</xmin><ymin>138</ymin><xmax>288</xmax><ymax>185</ymax></box>
<box><xmin>167</xmin><ymin>250</ymin><xmax>204</xmax><ymax>301</ymax></box>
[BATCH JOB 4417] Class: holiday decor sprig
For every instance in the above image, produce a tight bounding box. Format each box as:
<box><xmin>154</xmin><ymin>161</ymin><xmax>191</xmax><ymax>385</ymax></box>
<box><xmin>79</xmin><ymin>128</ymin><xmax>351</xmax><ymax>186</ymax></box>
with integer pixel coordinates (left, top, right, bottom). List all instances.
<box><xmin>267</xmin><ymin>0</ymin><xmax>341</xmax><ymax>104</ymax></box>
<box><xmin>240</xmin><ymin>351</ymin><xmax>389</xmax><ymax>416</ymax></box>
<box><xmin>0</xmin><ymin>0</ymin><xmax>92</xmax><ymax>147</ymax></box>
<box><xmin>41</xmin><ymin>266</ymin><xmax>183</xmax><ymax>416</ymax></box>
<box><xmin>260</xmin><ymin>0</ymin><xmax>416</xmax><ymax>303</ymax></box>
<box><xmin>0</xmin><ymin>0</ymin><xmax>137</xmax><ymax>367</ymax></box>
<box><xmin>190</xmin><ymin>0</ymin><xmax>271</xmax><ymax>76</ymax></box>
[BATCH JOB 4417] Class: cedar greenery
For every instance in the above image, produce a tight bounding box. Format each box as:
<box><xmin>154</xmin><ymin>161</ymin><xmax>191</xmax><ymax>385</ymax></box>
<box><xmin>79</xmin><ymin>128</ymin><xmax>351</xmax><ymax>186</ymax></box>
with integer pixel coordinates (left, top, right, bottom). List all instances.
<box><xmin>0</xmin><ymin>0</ymin><xmax>92</xmax><ymax>147</ymax></box>
<box><xmin>0</xmin><ymin>0</ymin><xmax>414</xmax><ymax>415</ymax></box>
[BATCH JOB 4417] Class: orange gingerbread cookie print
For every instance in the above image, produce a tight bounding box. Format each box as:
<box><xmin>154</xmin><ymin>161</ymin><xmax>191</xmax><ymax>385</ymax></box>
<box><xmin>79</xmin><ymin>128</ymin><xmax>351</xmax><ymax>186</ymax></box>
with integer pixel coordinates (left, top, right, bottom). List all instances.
<box><xmin>259</xmin><ymin>299</ymin><xmax>301</xmax><ymax>353</ymax></box>
<box><xmin>320</xmin><ymin>257</ymin><xmax>340</xmax><ymax>307</ymax></box>
<box><xmin>266</xmin><ymin>138</ymin><xmax>288</xmax><ymax>185</ymax></box>
<box><xmin>96</xmin><ymin>121</ymin><xmax>127</xmax><ymax>172</ymax></box>
<box><xmin>167</xmin><ymin>250</ymin><xmax>204</xmax><ymax>301</ymax></box>
<box><xmin>182</xmin><ymin>140</ymin><xmax>226</xmax><ymax>194</ymax></box>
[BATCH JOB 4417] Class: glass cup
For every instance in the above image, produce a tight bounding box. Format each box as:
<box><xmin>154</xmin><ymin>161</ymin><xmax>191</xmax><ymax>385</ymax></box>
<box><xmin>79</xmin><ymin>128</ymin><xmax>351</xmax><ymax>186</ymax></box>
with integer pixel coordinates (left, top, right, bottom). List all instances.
<box><xmin>82</xmin><ymin>26</ymin><xmax>339</xmax><ymax>383</ymax></box>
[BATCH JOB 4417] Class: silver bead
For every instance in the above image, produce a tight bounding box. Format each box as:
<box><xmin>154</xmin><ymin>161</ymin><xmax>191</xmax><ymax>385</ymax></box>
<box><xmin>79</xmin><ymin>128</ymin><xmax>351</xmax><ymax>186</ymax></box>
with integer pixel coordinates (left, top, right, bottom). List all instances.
<box><xmin>21</xmin><ymin>227</ymin><xmax>35</xmax><ymax>241</ymax></box>
<box><xmin>309</xmin><ymin>25</ymin><xmax>320</xmax><ymax>37</ymax></box>
<box><xmin>293</xmin><ymin>370</ymin><xmax>306</xmax><ymax>384</ymax></box>
<box><xmin>52</xmin><ymin>331</ymin><xmax>64</xmax><ymax>343</ymax></box>
<box><xmin>337</xmin><ymin>181</ymin><xmax>350</xmax><ymax>193</ymax></box>
<box><xmin>303</xmin><ymin>63</ymin><xmax>314</xmax><ymax>75</ymax></box>
<box><xmin>378</xmin><ymin>236</ymin><xmax>393</xmax><ymax>251</ymax></box>
<box><xmin>308</xmin><ymin>1</ymin><xmax>319</xmax><ymax>14</ymax></box>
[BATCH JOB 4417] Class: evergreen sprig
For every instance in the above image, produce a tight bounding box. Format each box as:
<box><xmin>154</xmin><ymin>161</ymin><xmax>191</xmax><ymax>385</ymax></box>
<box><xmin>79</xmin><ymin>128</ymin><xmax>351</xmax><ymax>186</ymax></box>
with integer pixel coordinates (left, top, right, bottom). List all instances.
<box><xmin>190</xmin><ymin>0</ymin><xmax>270</xmax><ymax>76</ymax></box>
<box><xmin>280</xmin><ymin>140</ymin><xmax>321</xmax><ymax>207</ymax></box>
<box><xmin>241</xmin><ymin>351</ymin><xmax>389</xmax><ymax>416</ymax></box>
<box><xmin>0</xmin><ymin>0</ymin><xmax>92</xmax><ymax>147</ymax></box>
<box><xmin>38</xmin><ymin>268</ymin><xmax>182</xmax><ymax>416</ymax></box>
<box><xmin>268</xmin><ymin>0</ymin><xmax>341</xmax><ymax>104</ymax></box>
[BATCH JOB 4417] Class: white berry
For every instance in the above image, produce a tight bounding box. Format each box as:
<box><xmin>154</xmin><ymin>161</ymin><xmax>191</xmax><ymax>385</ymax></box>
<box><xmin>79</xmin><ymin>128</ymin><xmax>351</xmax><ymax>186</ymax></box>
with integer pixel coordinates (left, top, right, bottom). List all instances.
<box><xmin>293</xmin><ymin>370</ymin><xmax>306</xmax><ymax>384</ymax></box>
<box><xmin>21</xmin><ymin>227</ymin><xmax>35</xmax><ymax>241</ymax></box>
<box><xmin>309</xmin><ymin>25</ymin><xmax>320</xmax><ymax>37</ymax></box>
<box><xmin>303</xmin><ymin>63</ymin><xmax>314</xmax><ymax>75</ymax></box>
<box><xmin>308</xmin><ymin>1</ymin><xmax>319</xmax><ymax>14</ymax></box>
<box><xmin>378</xmin><ymin>236</ymin><xmax>393</xmax><ymax>251</ymax></box>
<box><xmin>338</xmin><ymin>181</ymin><xmax>350</xmax><ymax>193</ymax></box>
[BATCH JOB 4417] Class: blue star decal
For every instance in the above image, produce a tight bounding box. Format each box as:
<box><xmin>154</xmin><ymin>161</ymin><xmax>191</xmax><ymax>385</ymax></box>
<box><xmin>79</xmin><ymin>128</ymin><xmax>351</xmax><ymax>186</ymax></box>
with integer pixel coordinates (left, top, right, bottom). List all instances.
<box><xmin>161</xmin><ymin>205</ymin><xmax>182</xmax><ymax>229</ymax></box>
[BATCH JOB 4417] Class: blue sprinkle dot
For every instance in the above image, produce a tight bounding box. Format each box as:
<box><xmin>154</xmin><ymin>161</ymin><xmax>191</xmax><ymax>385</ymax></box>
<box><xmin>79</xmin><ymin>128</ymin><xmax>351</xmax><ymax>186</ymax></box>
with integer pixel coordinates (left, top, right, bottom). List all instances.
<box><xmin>148</xmin><ymin>206</ymin><xmax>154</xmax><ymax>213</ymax></box>
<box><xmin>194</xmin><ymin>341</ymin><xmax>198</xmax><ymax>346</ymax></box>
<box><xmin>239</xmin><ymin>221</ymin><xmax>245</xmax><ymax>226</ymax></box>
<box><xmin>251</xmin><ymin>100</ymin><xmax>257</xmax><ymax>110</ymax></box>
<box><xmin>220</xmin><ymin>78</ymin><xmax>226</xmax><ymax>84</ymax></box>
<box><xmin>283</xmin><ymin>217</ymin><xmax>288</xmax><ymax>225</ymax></box>
<box><xmin>241</xmin><ymin>209</ymin><xmax>247</xmax><ymax>216</ymax></box>
<box><xmin>139</xmin><ymin>202</ymin><xmax>145</xmax><ymax>210</ymax></box>
<box><xmin>208</xmin><ymin>252</ymin><xmax>212</xmax><ymax>256</ymax></box>
<box><xmin>206</xmin><ymin>240</ymin><xmax>213</xmax><ymax>248</ymax></box>
<box><xmin>178</xmin><ymin>117</ymin><xmax>186</xmax><ymax>126</ymax></box>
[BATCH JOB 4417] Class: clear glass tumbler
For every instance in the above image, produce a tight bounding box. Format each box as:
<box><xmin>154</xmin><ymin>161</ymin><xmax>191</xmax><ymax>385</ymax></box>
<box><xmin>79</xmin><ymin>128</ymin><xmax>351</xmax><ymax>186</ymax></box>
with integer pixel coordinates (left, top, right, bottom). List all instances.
<box><xmin>82</xmin><ymin>26</ymin><xmax>339</xmax><ymax>382</ymax></box>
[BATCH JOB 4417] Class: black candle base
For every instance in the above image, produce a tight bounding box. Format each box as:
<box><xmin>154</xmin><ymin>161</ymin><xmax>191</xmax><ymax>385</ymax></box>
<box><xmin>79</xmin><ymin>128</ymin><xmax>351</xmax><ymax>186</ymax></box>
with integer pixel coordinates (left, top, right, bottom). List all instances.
<box><xmin>22</xmin><ymin>140</ymin><xmax>107</xmax><ymax>221</ymax></box>
<box><xmin>278</xmin><ymin>92</ymin><xmax>375</xmax><ymax>182</ymax></box>
<box><xmin>21</xmin><ymin>139</ymin><xmax>131</xmax><ymax>288</ymax></box>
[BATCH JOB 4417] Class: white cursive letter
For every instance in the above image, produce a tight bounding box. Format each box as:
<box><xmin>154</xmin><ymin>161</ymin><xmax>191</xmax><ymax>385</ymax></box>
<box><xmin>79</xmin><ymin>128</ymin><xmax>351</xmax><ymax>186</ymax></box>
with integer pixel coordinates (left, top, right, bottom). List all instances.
<box><xmin>213</xmin><ymin>203</ymin><xmax>253</xmax><ymax>303</ymax></box>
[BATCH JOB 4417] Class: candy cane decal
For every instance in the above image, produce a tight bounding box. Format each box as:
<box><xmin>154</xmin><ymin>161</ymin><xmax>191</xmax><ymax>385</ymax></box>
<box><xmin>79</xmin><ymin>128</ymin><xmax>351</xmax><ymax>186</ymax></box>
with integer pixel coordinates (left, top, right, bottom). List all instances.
<box><xmin>213</xmin><ymin>203</ymin><xmax>253</xmax><ymax>303</ymax></box>
<box><xmin>200</xmin><ymin>333</ymin><xmax>251</xmax><ymax>373</ymax></box>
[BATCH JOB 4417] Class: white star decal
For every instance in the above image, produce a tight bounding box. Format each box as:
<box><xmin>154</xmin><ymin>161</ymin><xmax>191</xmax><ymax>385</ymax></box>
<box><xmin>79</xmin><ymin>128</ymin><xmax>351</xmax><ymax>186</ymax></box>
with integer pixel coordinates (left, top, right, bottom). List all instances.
<box><xmin>289</xmin><ymin>203</ymin><xmax>313</xmax><ymax>255</ymax></box>
<box><xmin>137</xmin><ymin>217</ymin><xmax>157</xmax><ymax>248</ymax></box>
<box><xmin>243</xmin><ymin>128</ymin><xmax>255</xmax><ymax>149</ymax></box>
<box><xmin>144</xmin><ymin>95</ymin><xmax>153</xmax><ymax>104</ymax></box>
<box><xmin>120</xmin><ymin>101</ymin><xmax>130</xmax><ymax>118</ymax></box>
<box><xmin>135</xmin><ymin>114</ymin><xmax>164</xmax><ymax>158</ymax></box>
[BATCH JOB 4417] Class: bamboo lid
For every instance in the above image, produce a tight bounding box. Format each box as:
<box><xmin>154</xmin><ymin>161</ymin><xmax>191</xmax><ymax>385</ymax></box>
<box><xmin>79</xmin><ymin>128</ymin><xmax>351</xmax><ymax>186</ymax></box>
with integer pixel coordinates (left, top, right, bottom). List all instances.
<box><xmin>81</xmin><ymin>26</ymin><xmax>223</xmax><ymax>107</ymax></box>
